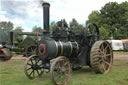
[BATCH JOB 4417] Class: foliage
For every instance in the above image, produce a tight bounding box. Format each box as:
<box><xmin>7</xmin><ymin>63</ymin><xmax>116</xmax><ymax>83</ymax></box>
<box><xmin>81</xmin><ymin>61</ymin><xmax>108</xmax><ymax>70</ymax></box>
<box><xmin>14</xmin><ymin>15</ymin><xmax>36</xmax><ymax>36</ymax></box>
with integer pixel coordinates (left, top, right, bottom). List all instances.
<box><xmin>32</xmin><ymin>26</ymin><xmax>42</xmax><ymax>40</ymax></box>
<box><xmin>32</xmin><ymin>26</ymin><xmax>42</xmax><ymax>33</ymax></box>
<box><xmin>86</xmin><ymin>11</ymin><xmax>101</xmax><ymax>25</ymax></box>
<box><xmin>70</xmin><ymin>18</ymin><xmax>84</xmax><ymax>33</ymax></box>
<box><xmin>86</xmin><ymin>1</ymin><xmax>128</xmax><ymax>39</ymax></box>
<box><xmin>0</xmin><ymin>21</ymin><xmax>13</xmax><ymax>43</ymax></box>
<box><xmin>50</xmin><ymin>21</ymin><xmax>57</xmax><ymax>34</ymax></box>
<box><xmin>13</xmin><ymin>26</ymin><xmax>24</xmax><ymax>41</ymax></box>
<box><xmin>99</xmin><ymin>26</ymin><xmax>109</xmax><ymax>39</ymax></box>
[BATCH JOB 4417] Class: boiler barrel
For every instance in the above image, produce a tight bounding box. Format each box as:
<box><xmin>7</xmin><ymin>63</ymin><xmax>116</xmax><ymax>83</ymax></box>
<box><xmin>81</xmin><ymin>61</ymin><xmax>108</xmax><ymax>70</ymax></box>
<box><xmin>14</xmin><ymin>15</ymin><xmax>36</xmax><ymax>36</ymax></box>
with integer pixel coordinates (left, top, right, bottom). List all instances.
<box><xmin>37</xmin><ymin>39</ymin><xmax>79</xmax><ymax>60</ymax></box>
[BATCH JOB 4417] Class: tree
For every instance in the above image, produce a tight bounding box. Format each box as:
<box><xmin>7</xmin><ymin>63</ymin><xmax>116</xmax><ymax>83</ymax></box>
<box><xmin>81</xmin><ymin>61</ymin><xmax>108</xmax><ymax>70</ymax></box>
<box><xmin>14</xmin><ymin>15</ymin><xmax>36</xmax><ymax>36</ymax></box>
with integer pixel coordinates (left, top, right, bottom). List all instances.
<box><xmin>13</xmin><ymin>26</ymin><xmax>24</xmax><ymax>41</ymax></box>
<box><xmin>50</xmin><ymin>21</ymin><xmax>57</xmax><ymax>34</ymax></box>
<box><xmin>86</xmin><ymin>1</ymin><xmax>128</xmax><ymax>39</ymax></box>
<box><xmin>32</xmin><ymin>26</ymin><xmax>42</xmax><ymax>33</ymax></box>
<box><xmin>86</xmin><ymin>11</ymin><xmax>100</xmax><ymax>25</ymax></box>
<box><xmin>70</xmin><ymin>18</ymin><xmax>84</xmax><ymax>32</ymax></box>
<box><xmin>99</xmin><ymin>26</ymin><xmax>109</xmax><ymax>39</ymax></box>
<box><xmin>0</xmin><ymin>21</ymin><xmax>13</xmax><ymax>43</ymax></box>
<box><xmin>32</xmin><ymin>26</ymin><xmax>42</xmax><ymax>40</ymax></box>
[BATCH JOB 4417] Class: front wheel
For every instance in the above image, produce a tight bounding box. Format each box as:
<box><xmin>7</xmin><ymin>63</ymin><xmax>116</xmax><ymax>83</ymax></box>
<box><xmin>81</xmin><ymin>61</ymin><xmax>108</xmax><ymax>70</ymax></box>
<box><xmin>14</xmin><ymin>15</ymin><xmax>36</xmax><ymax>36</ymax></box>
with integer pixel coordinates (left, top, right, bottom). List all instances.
<box><xmin>50</xmin><ymin>56</ymin><xmax>72</xmax><ymax>85</ymax></box>
<box><xmin>24</xmin><ymin>55</ymin><xmax>43</xmax><ymax>79</ymax></box>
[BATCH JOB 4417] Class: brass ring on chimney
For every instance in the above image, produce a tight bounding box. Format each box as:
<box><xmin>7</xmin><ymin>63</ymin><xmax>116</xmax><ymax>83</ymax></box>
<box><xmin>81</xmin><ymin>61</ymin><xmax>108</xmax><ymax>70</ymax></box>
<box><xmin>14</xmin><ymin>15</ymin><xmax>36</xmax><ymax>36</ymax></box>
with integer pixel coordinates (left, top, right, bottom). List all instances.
<box><xmin>43</xmin><ymin>4</ymin><xmax>50</xmax><ymax>7</ymax></box>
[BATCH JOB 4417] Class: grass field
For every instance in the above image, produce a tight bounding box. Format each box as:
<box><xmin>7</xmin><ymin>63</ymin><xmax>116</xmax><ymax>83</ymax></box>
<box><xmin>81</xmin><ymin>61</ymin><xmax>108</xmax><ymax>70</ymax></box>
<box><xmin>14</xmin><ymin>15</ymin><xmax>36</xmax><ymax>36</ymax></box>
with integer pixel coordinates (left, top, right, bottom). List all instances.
<box><xmin>0</xmin><ymin>53</ymin><xmax>128</xmax><ymax>85</ymax></box>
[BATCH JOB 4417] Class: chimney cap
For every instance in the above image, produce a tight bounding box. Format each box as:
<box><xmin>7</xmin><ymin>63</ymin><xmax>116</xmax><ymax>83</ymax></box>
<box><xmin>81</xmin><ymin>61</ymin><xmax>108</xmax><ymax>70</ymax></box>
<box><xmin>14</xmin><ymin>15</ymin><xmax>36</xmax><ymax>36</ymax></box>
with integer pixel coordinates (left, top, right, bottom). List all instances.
<box><xmin>42</xmin><ymin>2</ymin><xmax>50</xmax><ymax>7</ymax></box>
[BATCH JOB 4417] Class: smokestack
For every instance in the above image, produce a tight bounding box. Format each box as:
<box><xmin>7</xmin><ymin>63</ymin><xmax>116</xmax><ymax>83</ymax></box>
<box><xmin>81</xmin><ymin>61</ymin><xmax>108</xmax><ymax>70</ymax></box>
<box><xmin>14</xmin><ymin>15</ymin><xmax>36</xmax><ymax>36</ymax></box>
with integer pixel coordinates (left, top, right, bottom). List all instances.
<box><xmin>42</xmin><ymin>2</ymin><xmax>50</xmax><ymax>32</ymax></box>
<box><xmin>10</xmin><ymin>32</ymin><xmax>14</xmax><ymax>46</ymax></box>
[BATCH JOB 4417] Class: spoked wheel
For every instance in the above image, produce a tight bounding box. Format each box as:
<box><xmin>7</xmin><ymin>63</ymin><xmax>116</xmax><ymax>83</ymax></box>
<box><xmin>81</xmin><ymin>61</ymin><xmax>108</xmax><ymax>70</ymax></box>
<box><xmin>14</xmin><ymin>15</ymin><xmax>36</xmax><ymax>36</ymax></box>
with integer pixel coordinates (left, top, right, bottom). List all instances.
<box><xmin>24</xmin><ymin>55</ymin><xmax>43</xmax><ymax>79</ymax></box>
<box><xmin>25</xmin><ymin>46</ymin><xmax>36</xmax><ymax>57</ymax></box>
<box><xmin>50</xmin><ymin>56</ymin><xmax>72</xmax><ymax>85</ymax></box>
<box><xmin>90</xmin><ymin>40</ymin><xmax>113</xmax><ymax>74</ymax></box>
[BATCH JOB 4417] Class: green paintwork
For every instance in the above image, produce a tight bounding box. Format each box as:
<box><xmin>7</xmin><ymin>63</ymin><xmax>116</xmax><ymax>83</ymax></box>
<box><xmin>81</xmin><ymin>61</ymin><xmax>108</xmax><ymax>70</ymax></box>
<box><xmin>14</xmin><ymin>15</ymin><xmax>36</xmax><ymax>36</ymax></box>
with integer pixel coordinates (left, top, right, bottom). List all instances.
<box><xmin>22</xmin><ymin>37</ymin><xmax>36</xmax><ymax>49</ymax></box>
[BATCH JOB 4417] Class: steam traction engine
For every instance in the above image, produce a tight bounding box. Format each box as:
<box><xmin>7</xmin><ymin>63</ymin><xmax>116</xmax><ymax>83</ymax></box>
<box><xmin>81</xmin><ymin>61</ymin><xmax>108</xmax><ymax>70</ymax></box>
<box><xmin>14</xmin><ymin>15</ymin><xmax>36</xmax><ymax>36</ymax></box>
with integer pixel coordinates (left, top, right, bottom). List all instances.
<box><xmin>24</xmin><ymin>2</ymin><xmax>113</xmax><ymax>85</ymax></box>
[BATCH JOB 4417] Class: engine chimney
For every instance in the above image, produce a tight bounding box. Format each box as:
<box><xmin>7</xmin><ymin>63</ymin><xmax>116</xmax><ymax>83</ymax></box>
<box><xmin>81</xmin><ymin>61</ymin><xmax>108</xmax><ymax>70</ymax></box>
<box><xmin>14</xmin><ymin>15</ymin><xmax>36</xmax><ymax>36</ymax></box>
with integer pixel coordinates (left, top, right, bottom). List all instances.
<box><xmin>42</xmin><ymin>2</ymin><xmax>50</xmax><ymax>32</ymax></box>
<box><xmin>10</xmin><ymin>32</ymin><xmax>14</xmax><ymax>46</ymax></box>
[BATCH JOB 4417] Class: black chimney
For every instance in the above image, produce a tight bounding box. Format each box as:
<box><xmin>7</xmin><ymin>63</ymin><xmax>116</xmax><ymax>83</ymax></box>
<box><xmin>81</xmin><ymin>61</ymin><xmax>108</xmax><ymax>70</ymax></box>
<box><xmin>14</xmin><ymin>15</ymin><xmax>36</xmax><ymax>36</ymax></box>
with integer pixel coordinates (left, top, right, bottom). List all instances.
<box><xmin>42</xmin><ymin>2</ymin><xmax>50</xmax><ymax>32</ymax></box>
<box><xmin>10</xmin><ymin>32</ymin><xmax>14</xmax><ymax>46</ymax></box>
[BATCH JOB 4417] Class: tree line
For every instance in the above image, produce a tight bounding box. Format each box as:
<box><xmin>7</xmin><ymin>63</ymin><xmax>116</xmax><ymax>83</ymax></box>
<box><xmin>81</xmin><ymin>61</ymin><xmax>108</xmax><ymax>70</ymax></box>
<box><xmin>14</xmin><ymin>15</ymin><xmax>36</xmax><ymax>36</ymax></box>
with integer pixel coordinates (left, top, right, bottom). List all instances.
<box><xmin>0</xmin><ymin>1</ymin><xmax>128</xmax><ymax>43</ymax></box>
<box><xmin>86</xmin><ymin>1</ymin><xmax>128</xmax><ymax>39</ymax></box>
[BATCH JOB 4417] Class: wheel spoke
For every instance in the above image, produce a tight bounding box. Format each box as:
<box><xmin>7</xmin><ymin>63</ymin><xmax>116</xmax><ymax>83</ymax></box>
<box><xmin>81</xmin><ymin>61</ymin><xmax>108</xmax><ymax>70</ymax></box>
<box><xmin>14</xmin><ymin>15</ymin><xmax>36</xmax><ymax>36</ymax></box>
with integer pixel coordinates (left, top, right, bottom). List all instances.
<box><xmin>27</xmin><ymin>63</ymin><xmax>32</xmax><ymax>66</ymax></box>
<box><xmin>105</xmin><ymin>61</ymin><xmax>110</xmax><ymax>66</ymax></box>
<box><xmin>27</xmin><ymin>67</ymin><xmax>32</xmax><ymax>70</ymax></box>
<box><xmin>38</xmin><ymin>59</ymin><xmax>41</xmax><ymax>64</ymax></box>
<box><xmin>36</xmin><ymin>70</ymin><xmax>40</xmax><ymax>76</ymax></box>
<box><xmin>30</xmin><ymin>59</ymin><xmax>34</xmax><ymax>65</ymax></box>
<box><xmin>33</xmin><ymin>70</ymin><xmax>35</xmax><ymax>78</ymax></box>
<box><xmin>56</xmin><ymin>74</ymin><xmax>62</xmax><ymax>81</ymax></box>
<box><xmin>99</xmin><ymin>58</ymin><xmax>103</xmax><ymax>63</ymax></box>
<box><xmin>64</xmin><ymin>62</ymin><xmax>68</xmax><ymax>66</ymax></box>
<box><xmin>106</xmin><ymin>53</ymin><xmax>111</xmax><ymax>57</ymax></box>
<box><xmin>35</xmin><ymin>58</ymin><xmax>39</xmax><ymax>64</ymax></box>
<box><xmin>102</xmin><ymin>63</ymin><xmax>106</xmax><ymax>72</ymax></box>
<box><xmin>101</xmin><ymin>44</ymin><xmax>104</xmax><ymax>53</ymax></box>
<box><xmin>105</xmin><ymin>45</ymin><xmax>109</xmax><ymax>50</ymax></box>
<box><xmin>29</xmin><ymin>70</ymin><xmax>34</xmax><ymax>76</ymax></box>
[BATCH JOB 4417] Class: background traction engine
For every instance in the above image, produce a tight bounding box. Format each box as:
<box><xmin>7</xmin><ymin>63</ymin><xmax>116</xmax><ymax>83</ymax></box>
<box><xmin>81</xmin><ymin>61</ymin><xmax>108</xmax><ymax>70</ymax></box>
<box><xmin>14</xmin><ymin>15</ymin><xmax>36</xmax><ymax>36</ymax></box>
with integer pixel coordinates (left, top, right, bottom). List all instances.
<box><xmin>24</xmin><ymin>2</ymin><xmax>113</xmax><ymax>85</ymax></box>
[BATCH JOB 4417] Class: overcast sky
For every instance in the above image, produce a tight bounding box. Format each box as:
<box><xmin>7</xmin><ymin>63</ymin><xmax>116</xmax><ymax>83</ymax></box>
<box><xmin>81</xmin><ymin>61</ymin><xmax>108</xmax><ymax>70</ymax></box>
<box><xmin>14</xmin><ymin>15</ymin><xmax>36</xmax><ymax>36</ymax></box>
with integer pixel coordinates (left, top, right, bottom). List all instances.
<box><xmin>0</xmin><ymin>0</ymin><xmax>127</xmax><ymax>32</ymax></box>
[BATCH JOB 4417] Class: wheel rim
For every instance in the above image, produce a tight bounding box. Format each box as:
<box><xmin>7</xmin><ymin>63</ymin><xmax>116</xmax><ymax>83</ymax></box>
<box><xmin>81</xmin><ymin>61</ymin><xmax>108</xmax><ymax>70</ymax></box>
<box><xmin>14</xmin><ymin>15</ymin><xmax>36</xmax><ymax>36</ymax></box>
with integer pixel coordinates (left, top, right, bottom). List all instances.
<box><xmin>50</xmin><ymin>57</ymin><xmax>72</xmax><ymax>85</ymax></box>
<box><xmin>99</xmin><ymin>41</ymin><xmax>113</xmax><ymax>73</ymax></box>
<box><xmin>24</xmin><ymin>55</ymin><xmax>43</xmax><ymax>79</ymax></box>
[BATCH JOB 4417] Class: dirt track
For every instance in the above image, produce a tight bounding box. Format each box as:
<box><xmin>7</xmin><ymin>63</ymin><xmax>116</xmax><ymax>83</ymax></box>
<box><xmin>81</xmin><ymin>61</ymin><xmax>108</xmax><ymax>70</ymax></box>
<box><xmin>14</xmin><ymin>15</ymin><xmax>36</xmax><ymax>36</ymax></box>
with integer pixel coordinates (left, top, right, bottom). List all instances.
<box><xmin>11</xmin><ymin>52</ymin><xmax>128</xmax><ymax>60</ymax></box>
<box><xmin>114</xmin><ymin>52</ymin><xmax>128</xmax><ymax>60</ymax></box>
<box><xmin>11</xmin><ymin>56</ymin><xmax>26</xmax><ymax>60</ymax></box>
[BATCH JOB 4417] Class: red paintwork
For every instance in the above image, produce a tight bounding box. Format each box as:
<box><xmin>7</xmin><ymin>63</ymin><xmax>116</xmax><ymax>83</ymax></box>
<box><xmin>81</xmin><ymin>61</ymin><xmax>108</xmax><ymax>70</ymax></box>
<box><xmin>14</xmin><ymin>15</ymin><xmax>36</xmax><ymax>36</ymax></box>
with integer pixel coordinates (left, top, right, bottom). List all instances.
<box><xmin>28</xmin><ymin>42</ymin><xmax>31</xmax><ymax>46</ymax></box>
<box><xmin>38</xmin><ymin>44</ymin><xmax>46</xmax><ymax>55</ymax></box>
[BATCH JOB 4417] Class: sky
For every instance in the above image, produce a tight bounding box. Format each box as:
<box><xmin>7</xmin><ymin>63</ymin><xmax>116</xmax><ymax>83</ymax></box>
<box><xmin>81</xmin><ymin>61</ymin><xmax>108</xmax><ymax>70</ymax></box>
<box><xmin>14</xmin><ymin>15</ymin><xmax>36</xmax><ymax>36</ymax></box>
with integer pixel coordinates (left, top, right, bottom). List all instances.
<box><xmin>0</xmin><ymin>0</ymin><xmax>127</xmax><ymax>32</ymax></box>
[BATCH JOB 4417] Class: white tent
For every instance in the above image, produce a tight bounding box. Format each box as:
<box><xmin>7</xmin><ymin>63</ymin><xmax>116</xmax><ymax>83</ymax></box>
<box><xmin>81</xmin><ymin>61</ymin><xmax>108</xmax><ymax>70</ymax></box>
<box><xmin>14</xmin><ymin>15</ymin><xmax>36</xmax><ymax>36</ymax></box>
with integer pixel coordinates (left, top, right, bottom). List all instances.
<box><xmin>107</xmin><ymin>40</ymin><xmax>124</xmax><ymax>51</ymax></box>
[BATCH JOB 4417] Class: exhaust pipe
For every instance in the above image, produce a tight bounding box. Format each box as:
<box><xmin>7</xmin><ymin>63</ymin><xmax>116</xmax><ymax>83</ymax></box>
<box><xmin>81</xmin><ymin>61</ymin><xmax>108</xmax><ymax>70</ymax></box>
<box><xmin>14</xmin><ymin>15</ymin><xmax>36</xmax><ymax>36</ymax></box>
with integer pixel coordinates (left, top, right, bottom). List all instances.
<box><xmin>10</xmin><ymin>32</ymin><xmax>14</xmax><ymax>46</ymax></box>
<box><xmin>42</xmin><ymin>2</ymin><xmax>50</xmax><ymax>32</ymax></box>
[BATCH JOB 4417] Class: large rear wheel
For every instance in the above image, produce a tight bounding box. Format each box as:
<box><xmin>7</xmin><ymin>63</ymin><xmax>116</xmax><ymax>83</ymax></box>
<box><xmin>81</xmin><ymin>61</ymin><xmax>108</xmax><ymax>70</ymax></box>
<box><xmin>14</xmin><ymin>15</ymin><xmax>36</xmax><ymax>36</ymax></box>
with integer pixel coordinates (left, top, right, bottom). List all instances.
<box><xmin>90</xmin><ymin>40</ymin><xmax>113</xmax><ymax>73</ymax></box>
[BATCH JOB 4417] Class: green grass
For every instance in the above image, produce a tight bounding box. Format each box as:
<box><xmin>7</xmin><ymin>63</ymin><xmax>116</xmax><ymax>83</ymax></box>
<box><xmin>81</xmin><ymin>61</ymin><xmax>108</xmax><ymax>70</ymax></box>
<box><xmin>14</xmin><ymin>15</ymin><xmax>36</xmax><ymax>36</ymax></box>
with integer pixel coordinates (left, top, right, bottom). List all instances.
<box><xmin>113</xmin><ymin>50</ymin><xmax>128</xmax><ymax>53</ymax></box>
<box><xmin>0</xmin><ymin>59</ymin><xmax>128</xmax><ymax>85</ymax></box>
